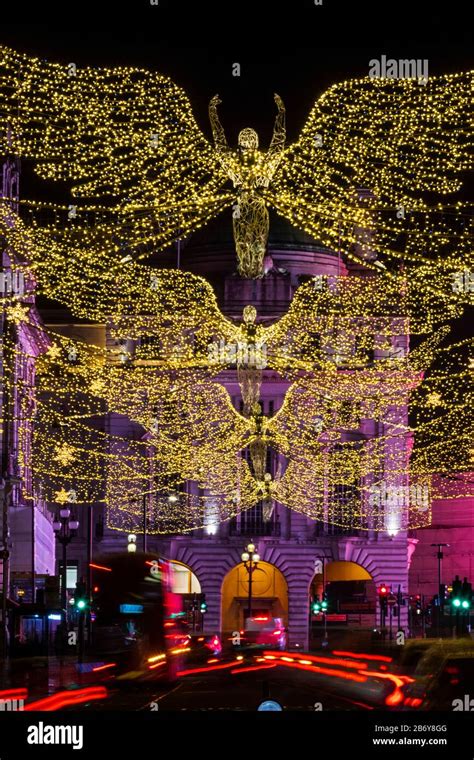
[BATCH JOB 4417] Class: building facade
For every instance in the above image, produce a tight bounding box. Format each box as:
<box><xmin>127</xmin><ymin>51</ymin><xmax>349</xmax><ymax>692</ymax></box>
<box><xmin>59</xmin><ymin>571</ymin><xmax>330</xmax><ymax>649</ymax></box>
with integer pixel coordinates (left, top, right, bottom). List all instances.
<box><xmin>81</xmin><ymin>214</ymin><xmax>420</xmax><ymax>648</ymax></box>
<box><xmin>1</xmin><ymin>156</ymin><xmax>55</xmax><ymax>615</ymax></box>
<box><xmin>7</xmin><ymin>195</ymin><xmax>471</xmax><ymax>649</ymax></box>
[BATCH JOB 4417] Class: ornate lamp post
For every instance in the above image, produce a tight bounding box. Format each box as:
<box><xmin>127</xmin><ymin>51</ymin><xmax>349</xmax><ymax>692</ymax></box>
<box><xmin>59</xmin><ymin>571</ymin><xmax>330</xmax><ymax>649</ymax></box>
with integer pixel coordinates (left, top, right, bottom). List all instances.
<box><xmin>52</xmin><ymin>506</ymin><xmax>79</xmax><ymax>630</ymax></box>
<box><xmin>241</xmin><ymin>540</ymin><xmax>260</xmax><ymax>621</ymax></box>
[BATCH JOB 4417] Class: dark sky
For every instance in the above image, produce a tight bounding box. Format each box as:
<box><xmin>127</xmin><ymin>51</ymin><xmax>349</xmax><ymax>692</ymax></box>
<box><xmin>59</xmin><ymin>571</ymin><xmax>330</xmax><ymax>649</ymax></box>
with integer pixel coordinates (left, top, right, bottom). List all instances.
<box><xmin>2</xmin><ymin>11</ymin><xmax>472</xmax><ymax>338</ymax></box>
<box><xmin>1</xmin><ymin>8</ymin><xmax>473</xmax><ymax>148</ymax></box>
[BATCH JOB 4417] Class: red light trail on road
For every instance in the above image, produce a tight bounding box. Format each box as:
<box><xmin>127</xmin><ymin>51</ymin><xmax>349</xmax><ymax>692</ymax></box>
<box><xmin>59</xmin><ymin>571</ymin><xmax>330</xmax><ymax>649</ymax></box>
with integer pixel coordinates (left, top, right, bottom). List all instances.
<box><xmin>0</xmin><ymin>688</ymin><xmax>28</xmax><ymax>700</ymax></box>
<box><xmin>177</xmin><ymin>660</ymin><xmax>245</xmax><ymax>677</ymax></box>
<box><xmin>332</xmin><ymin>650</ymin><xmax>393</xmax><ymax>663</ymax></box>
<box><xmin>261</xmin><ymin>653</ymin><xmax>368</xmax><ymax>683</ymax></box>
<box><xmin>231</xmin><ymin>663</ymin><xmax>278</xmax><ymax>675</ymax></box>
<box><xmin>262</xmin><ymin>650</ymin><xmax>368</xmax><ymax>670</ymax></box>
<box><xmin>24</xmin><ymin>686</ymin><xmax>108</xmax><ymax>711</ymax></box>
<box><xmin>358</xmin><ymin>669</ymin><xmax>412</xmax><ymax>707</ymax></box>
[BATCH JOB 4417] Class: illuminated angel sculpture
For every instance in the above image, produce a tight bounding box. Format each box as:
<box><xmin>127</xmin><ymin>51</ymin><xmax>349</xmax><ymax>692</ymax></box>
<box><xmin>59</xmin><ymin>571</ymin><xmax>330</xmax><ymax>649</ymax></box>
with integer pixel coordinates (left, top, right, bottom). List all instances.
<box><xmin>27</xmin><ymin>324</ymin><xmax>443</xmax><ymax>534</ymax></box>
<box><xmin>209</xmin><ymin>93</ymin><xmax>286</xmax><ymax>277</ymax></box>
<box><xmin>0</xmin><ymin>46</ymin><xmax>472</xmax><ymax>292</ymax></box>
<box><xmin>12</xmin><ymin>261</ymin><xmax>470</xmax><ymax>536</ymax></box>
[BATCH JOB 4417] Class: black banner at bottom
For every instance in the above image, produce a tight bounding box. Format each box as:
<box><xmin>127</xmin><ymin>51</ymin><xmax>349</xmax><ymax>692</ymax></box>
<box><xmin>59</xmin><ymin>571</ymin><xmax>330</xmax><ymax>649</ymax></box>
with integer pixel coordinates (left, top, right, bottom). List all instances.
<box><xmin>0</xmin><ymin>711</ymin><xmax>473</xmax><ymax>757</ymax></box>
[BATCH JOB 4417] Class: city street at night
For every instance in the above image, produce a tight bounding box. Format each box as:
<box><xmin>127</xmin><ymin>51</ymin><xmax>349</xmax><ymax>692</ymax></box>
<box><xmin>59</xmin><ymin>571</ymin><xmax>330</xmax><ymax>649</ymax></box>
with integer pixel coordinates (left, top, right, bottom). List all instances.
<box><xmin>2</xmin><ymin>639</ymin><xmax>474</xmax><ymax>713</ymax></box>
<box><xmin>0</xmin><ymin>648</ymin><xmax>420</xmax><ymax>711</ymax></box>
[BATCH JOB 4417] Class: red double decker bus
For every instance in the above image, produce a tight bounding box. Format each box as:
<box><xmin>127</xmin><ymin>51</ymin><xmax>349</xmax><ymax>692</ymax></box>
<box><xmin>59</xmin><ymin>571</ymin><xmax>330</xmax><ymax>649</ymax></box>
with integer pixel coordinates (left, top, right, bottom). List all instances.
<box><xmin>89</xmin><ymin>552</ymin><xmax>187</xmax><ymax>683</ymax></box>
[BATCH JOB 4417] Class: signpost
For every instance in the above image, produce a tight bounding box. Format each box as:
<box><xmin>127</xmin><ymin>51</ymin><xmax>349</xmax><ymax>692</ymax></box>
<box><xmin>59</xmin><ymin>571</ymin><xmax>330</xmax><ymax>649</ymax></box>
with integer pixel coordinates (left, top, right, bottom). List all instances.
<box><xmin>387</xmin><ymin>593</ymin><xmax>396</xmax><ymax>640</ymax></box>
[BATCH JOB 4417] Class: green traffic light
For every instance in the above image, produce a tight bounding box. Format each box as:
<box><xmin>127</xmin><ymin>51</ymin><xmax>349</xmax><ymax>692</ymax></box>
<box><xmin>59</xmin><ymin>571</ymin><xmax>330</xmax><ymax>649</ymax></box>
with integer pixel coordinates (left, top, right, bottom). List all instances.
<box><xmin>452</xmin><ymin>598</ymin><xmax>461</xmax><ymax>608</ymax></box>
<box><xmin>76</xmin><ymin>599</ymin><xmax>87</xmax><ymax>610</ymax></box>
<box><xmin>321</xmin><ymin>601</ymin><xmax>328</xmax><ymax>611</ymax></box>
<box><xmin>461</xmin><ymin>600</ymin><xmax>470</xmax><ymax>609</ymax></box>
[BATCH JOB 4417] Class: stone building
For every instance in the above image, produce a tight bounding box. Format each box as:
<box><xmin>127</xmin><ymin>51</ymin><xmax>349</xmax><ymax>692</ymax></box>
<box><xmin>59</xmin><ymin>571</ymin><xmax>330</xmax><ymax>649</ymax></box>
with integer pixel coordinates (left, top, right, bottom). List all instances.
<box><xmin>60</xmin><ymin>213</ymin><xmax>421</xmax><ymax>648</ymax></box>
<box><xmin>1</xmin><ymin>155</ymin><xmax>55</xmax><ymax>615</ymax></box>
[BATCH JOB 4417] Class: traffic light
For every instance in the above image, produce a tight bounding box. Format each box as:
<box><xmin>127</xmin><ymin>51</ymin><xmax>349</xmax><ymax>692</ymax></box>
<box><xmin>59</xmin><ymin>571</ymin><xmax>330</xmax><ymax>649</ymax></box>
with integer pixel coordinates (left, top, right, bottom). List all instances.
<box><xmin>311</xmin><ymin>597</ymin><xmax>321</xmax><ymax>615</ymax></box>
<box><xmin>408</xmin><ymin>594</ymin><xmax>422</xmax><ymax>614</ymax></box>
<box><xmin>378</xmin><ymin>584</ymin><xmax>389</xmax><ymax>611</ymax></box>
<box><xmin>450</xmin><ymin>575</ymin><xmax>463</xmax><ymax>610</ymax></box>
<box><xmin>199</xmin><ymin>595</ymin><xmax>207</xmax><ymax>614</ymax></box>
<box><xmin>73</xmin><ymin>581</ymin><xmax>88</xmax><ymax>612</ymax></box>
<box><xmin>461</xmin><ymin>578</ymin><xmax>472</xmax><ymax>611</ymax></box>
<box><xmin>321</xmin><ymin>595</ymin><xmax>328</xmax><ymax>612</ymax></box>
<box><xmin>437</xmin><ymin>584</ymin><xmax>448</xmax><ymax>606</ymax></box>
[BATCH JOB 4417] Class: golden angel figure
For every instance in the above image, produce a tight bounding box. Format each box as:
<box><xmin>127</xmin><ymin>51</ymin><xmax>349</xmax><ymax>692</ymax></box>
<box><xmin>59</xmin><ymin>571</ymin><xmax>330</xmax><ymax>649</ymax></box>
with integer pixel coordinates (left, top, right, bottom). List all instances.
<box><xmin>0</xmin><ymin>45</ymin><xmax>471</xmax><ymax>290</ymax></box>
<box><xmin>209</xmin><ymin>93</ymin><xmax>286</xmax><ymax>277</ymax></box>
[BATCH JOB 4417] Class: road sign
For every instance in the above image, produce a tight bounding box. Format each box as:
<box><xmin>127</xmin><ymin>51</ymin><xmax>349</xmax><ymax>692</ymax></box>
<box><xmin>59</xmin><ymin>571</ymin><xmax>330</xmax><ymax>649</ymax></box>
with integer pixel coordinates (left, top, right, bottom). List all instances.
<box><xmin>387</xmin><ymin>594</ymin><xmax>397</xmax><ymax>606</ymax></box>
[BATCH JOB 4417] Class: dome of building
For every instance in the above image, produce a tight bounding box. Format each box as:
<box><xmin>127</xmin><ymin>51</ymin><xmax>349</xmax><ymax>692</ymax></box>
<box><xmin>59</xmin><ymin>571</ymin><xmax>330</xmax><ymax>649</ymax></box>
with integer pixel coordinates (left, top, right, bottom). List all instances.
<box><xmin>183</xmin><ymin>209</ymin><xmax>332</xmax><ymax>255</ymax></box>
<box><xmin>151</xmin><ymin>208</ymin><xmax>345</xmax><ymax>318</ymax></box>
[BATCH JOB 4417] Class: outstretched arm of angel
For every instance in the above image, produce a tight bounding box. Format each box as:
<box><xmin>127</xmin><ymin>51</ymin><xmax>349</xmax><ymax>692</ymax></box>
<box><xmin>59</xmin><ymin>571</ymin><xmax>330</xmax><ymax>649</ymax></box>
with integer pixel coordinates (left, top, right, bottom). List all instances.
<box><xmin>209</xmin><ymin>94</ymin><xmax>230</xmax><ymax>156</ymax></box>
<box><xmin>267</xmin><ymin>93</ymin><xmax>286</xmax><ymax>167</ymax></box>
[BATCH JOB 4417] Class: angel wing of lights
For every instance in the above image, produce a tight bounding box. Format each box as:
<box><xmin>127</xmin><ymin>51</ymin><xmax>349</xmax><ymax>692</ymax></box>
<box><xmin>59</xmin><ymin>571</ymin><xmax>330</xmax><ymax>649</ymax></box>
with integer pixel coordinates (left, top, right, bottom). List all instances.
<box><xmin>267</xmin><ymin>72</ymin><xmax>473</xmax><ymax>274</ymax></box>
<box><xmin>1</xmin><ymin>46</ymin><xmax>472</xmax><ymax>287</ymax></box>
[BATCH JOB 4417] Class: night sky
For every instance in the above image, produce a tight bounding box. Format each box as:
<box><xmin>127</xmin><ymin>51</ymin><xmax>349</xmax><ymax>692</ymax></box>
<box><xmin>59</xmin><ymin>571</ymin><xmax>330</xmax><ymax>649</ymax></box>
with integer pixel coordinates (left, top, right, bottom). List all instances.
<box><xmin>1</xmin><ymin>7</ymin><xmax>473</xmax><ymax>149</ymax></box>
<box><xmin>1</xmin><ymin>10</ymin><xmax>472</xmax><ymax>343</ymax></box>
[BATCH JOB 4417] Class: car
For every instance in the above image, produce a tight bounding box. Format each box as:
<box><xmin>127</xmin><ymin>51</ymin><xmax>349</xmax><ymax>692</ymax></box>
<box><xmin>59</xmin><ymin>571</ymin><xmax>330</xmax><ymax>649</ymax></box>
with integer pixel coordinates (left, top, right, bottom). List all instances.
<box><xmin>183</xmin><ymin>632</ymin><xmax>223</xmax><ymax>663</ymax></box>
<box><xmin>238</xmin><ymin>616</ymin><xmax>287</xmax><ymax>651</ymax></box>
<box><xmin>396</xmin><ymin>639</ymin><xmax>442</xmax><ymax>675</ymax></box>
<box><xmin>413</xmin><ymin>639</ymin><xmax>474</xmax><ymax>677</ymax></box>
<box><xmin>423</xmin><ymin>653</ymin><xmax>474</xmax><ymax>710</ymax></box>
<box><xmin>399</xmin><ymin>641</ymin><xmax>474</xmax><ymax>710</ymax></box>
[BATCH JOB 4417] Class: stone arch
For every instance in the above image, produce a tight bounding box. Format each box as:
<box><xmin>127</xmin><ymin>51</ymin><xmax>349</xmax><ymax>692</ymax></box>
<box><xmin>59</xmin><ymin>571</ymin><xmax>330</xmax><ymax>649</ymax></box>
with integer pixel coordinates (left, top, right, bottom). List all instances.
<box><xmin>167</xmin><ymin>543</ymin><xmax>244</xmax><ymax>635</ymax></box>
<box><xmin>168</xmin><ymin>559</ymin><xmax>201</xmax><ymax>594</ymax></box>
<box><xmin>260</xmin><ymin>544</ymin><xmax>325</xmax><ymax>649</ymax></box>
<box><xmin>221</xmin><ymin>559</ymin><xmax>289</xmax><ymax>634</ymax></box>
<box><xmin>310</xmin><ymin>559</ymin><xmax>377</xmax><ymax>632</ymax></box>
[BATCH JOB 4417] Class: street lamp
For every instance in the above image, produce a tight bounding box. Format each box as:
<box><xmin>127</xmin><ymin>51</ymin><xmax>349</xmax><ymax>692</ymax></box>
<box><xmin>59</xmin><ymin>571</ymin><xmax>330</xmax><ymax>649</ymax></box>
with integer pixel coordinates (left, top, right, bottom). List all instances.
<box><xmin>53</xmin><ymin>507</ymin><xmax>79</xmax><ymax>632</ymax></box>
<box><xmin>241</xmin><ymin>540</ymin><xmax>260</xmax><ymax>621</ymax></box>
<box><xmin>431</xmin><ymin>543</ymin><xmax>449</xmax><ymax>605</ymax></box>
<box><xmin>430</xmin><ymin>543</ymin><xmax>450</xmax><ymax>637</ymax></box>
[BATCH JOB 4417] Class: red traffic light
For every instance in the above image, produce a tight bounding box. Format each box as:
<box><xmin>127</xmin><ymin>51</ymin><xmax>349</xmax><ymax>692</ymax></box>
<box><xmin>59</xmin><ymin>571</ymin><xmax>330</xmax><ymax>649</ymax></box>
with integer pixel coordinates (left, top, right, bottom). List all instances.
<box><xmin>378</xmin><ymin>585</ymin><xmax>389</xmax><ymax>596</ymax></box>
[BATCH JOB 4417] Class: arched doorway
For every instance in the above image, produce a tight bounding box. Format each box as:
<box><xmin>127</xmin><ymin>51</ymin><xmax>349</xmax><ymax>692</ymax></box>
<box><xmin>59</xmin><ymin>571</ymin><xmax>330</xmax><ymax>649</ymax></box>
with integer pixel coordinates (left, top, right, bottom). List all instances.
<box><xmin>168</xmin><ymin>560</ymin><xmax>202</xmax><ymax>631</ymax></box>
<box><xmin>310</xmin><ymin>560</ymin><xmax>376</xmax><ymax>630</ymax></box>
<box><xmin>221</xmin><ymin>561</ymin><xmax>288</xmax><ymax>634</ymax></box>
<box><xmin>169</xmin><ymin>560</ymin><xmax>201</xmax><ymax>594</ymax></box>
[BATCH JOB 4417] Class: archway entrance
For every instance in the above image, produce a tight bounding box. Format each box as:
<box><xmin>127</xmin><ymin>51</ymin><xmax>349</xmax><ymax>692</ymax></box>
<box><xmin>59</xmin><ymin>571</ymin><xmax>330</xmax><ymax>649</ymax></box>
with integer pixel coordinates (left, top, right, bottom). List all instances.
<box><xmin>221</xmin><ymin>561</ymin><xmax>288</xmax><ymax>635</ymax></box>
<box><xmin>168</xmin><ymin>560</ymin><xmax>202</xmax><ymax>631</ymax></box>
<box><xmin>310</xmin><ymin>560</ymin><xmax>376</xmax><ymax>630</ymax></box>
<box><xmin>169</xmin><ymin>560</ymin><xmax>201</xmax><ymax>594</ymax></box>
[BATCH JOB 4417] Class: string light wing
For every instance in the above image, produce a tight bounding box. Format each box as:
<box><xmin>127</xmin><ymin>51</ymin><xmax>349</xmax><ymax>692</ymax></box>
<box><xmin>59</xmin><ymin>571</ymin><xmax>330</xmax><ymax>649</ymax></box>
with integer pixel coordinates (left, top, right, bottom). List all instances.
<box><xmin>0</xmin><ymin>45</ymin><xmax>232</xmax><ymax>261</ymax></box>
<box><xmin>267</xmin><ymin>72</ymin><xmax>473</xmax><ymax>274</ymax></box>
